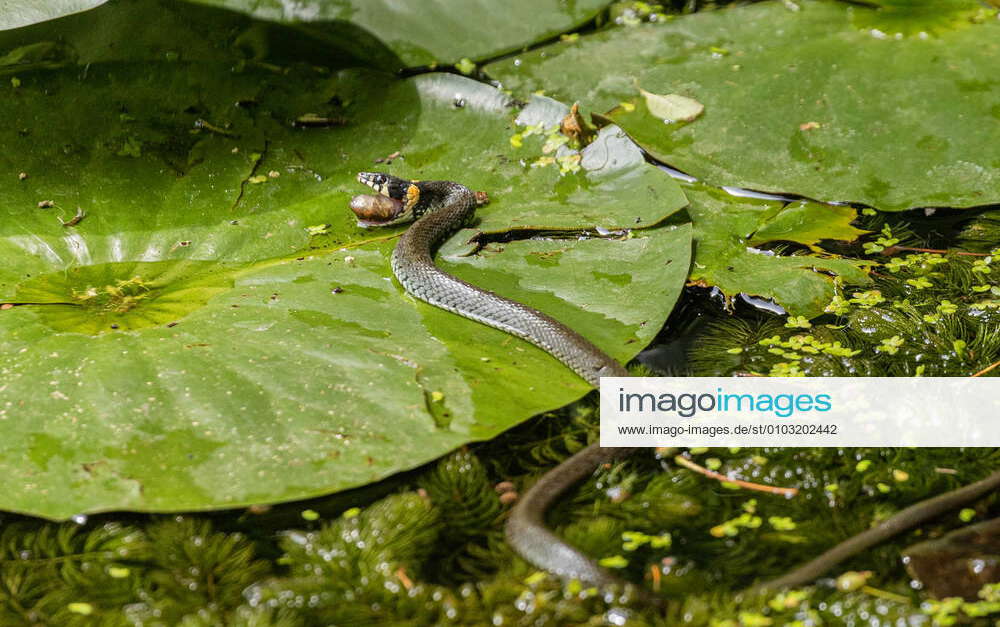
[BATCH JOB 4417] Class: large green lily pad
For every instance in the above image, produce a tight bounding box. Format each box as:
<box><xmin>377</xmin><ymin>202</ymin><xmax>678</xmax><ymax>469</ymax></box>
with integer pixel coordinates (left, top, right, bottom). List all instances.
<box><xmin>185</xmin><ymin>0</ymin><xmax>612</xmax><ymax>69</ymax></box>
<box><xmin>0</xmin><ymin>0</ymin><xmax>108</xmax><ymax>31</ymax></box>
<box><xmin>0</xmin><ymin>9</ymin><xmax>690</xmax><ymax>518</ymax></box>
<box><xmin>0</xmin><ymin>0</ymin><xmax>392</xmax><ymax>71</ymax></box>
<box><xmin>486</xmin><ymin>0</ymin><xmax>1000</xmax><ymax>211</ymax></box>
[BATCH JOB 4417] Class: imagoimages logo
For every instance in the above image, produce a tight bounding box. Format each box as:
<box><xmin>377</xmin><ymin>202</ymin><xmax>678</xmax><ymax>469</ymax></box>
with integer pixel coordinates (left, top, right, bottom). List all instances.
<box><xmin>617</xmin><ymin>387</ymin><xmax>833</xmax><ymax>418</ymax></box>
<box><xmin>603</xmin><ymin>377</ymin><xmax>1000</xmax><ymax>447</ymax></box>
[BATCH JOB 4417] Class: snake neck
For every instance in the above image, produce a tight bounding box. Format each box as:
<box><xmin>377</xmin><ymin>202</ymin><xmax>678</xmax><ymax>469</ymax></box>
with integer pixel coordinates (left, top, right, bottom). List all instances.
<box><xmin>390</xmin><ymin>180</ymin><xmax>627</xmax><ymax>387</ymax></box>
<box><xmin>401</xmin><ymin>181</ymin><xmax>479</xmax><ymax>256</ymax></box>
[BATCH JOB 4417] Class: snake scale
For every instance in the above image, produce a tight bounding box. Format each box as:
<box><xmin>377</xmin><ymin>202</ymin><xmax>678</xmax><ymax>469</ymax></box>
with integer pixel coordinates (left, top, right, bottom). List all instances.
<box><xmin>350</xmin><ymin>172</ymin><xmax>1000</xmax><ymax>598</ymax></box>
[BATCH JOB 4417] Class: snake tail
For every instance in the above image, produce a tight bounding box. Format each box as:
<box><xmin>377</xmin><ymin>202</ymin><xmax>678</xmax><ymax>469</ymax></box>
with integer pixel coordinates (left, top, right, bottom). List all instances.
<box><xmin>505</xmin><ymin>443</ymin><xmax>638</xmax><ymax>586</ymax></box>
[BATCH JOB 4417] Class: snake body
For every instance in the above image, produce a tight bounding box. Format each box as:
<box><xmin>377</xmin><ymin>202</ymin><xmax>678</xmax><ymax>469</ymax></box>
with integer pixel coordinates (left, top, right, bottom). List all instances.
<box><xmin>355</xmin><ymin>173</ymin><xmax>633</xmax><ymax>586</ymax></box>
<box><xmin>352</xmin><ymin>172</ymin><xmax>1000</xmax><ymax>596</ymax></box>
<box><xmin>389</xmin><ymin>178</ymin><xmax>628</xmax><ymax>386</ymax></box>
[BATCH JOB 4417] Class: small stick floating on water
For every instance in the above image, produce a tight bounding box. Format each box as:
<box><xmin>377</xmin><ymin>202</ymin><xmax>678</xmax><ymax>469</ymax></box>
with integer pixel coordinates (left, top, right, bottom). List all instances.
<box><xmin>674</xmin><ymin>454</ymin><xmax>799</xmax><ymax>497</ymax></box>
<box><xmin>971</xmin><ymin>359</ymin><xmax>1000</xmax><ymax>378</ymax></box>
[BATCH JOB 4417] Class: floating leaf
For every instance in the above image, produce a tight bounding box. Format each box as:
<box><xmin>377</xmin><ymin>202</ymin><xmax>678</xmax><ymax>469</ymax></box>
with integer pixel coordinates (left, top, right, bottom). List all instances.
<box><xmin>638</xmin><ymin>88</ymin><xmax>704</xmax><ymax>123</ymax></box>
<box><xmin>686</xmin><ymin>183</ymin><xmax>871</xmax><ymax>317</ymax></box>
<box><xmin>0</xmin><ymin>0</ymin><xmax>108</xmax><ymax>31</ymax></box>
<box><xmin>487</xmin><ymin>0</ymin><xmax>1000</xmax><ymax>210</ymax></box>
<box><xmin>184</xmin><ymin>0</ymin><xmax>611</xmax><ymax>69</ymax></box>
<box><xmin>0</xmin><ymin>6</ymin><xmax>690</xmax><ymax>518</ymax></box>
<box><xmin>749</xmin><ymin>202</ymin><xmax>867</xmax><ymax>250</ymax></box>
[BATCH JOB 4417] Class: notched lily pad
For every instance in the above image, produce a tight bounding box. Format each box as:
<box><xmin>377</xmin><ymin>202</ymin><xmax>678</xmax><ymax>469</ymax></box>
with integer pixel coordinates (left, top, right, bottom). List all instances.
<box><xmin>0</xmin><ymin>4</ymin><xmax>692</xmax><ymax>519</ymax></box>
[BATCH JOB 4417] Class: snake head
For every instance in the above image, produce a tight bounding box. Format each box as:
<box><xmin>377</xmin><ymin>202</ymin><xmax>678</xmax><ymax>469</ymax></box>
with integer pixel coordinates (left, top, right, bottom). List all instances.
<box><xmin>353</xmin><ymin>172</ymin><xmax>419</xmax><ymax>227</ymax></box>
<box><xmin>357</xmin><ymin>172</ymin><xmax>410</xmax><ymax>200</ymax></box>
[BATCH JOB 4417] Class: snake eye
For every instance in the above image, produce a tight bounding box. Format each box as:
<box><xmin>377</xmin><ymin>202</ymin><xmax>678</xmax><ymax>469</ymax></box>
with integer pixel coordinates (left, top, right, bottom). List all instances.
<box><xmin>357</xmin><ymin>172</ymin><xmax>390</xmax><ymax>195</ymax></box>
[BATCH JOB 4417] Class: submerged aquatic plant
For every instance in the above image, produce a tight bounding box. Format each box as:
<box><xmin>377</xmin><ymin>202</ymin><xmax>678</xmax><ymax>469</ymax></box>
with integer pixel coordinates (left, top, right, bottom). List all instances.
<box><xmin>690</xmin><ymin>248</ymin><xmax>1000</xmax><ymax>378</ymax></box>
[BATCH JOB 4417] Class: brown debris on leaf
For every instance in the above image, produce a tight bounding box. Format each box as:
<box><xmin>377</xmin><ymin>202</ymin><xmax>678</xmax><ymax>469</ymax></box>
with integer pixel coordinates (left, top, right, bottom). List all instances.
<box><xmin>59</xmin><ymin>207</ymin><xmax>86</xmax><ymax>227</ymax></box>
<box><xmin>375</xmin><ymin>151</ymin><xmax>401</xmax><ymax>164</ymax></box>
<box><xmin>560</xmin><ymin>102</ymin><xmax>596</xmax><ymax>147</ymax></box>
<box><xmin>293</xmin><ymin>113</ymin><xmax>347</xmax><ymax>128</ymax></box>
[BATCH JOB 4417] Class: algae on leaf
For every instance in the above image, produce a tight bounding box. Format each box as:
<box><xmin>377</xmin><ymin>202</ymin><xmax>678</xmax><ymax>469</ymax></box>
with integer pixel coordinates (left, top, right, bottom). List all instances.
<box><xmin>487</xmin><ymin>0</ymin><xmax>1000</xmax><ymax>211</ymax></box>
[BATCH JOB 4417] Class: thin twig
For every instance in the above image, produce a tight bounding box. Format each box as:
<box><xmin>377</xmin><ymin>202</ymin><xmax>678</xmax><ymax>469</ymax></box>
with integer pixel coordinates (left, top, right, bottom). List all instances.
<box><xmin>882</xmin><ymin>245</ymin><xmax>989</xmax><ymax>257</ymax></box>
<box><xmin>674</xmin><ymin>455</ymin><xmax>798</xmax><ymax>497</ymax></box>
<box><xmin>395</xmin><ymin>567</ymin><xmax>414</xmax><ymax>590</ymax></box>
<box><xmin>971</xmin><ymin>359</ymin><xmax>1000</xmax><ymax>378</ymax></box>
<box><xmin>755</xmin><ymin>469</ymin><xmax>1000</xmax><ymax>592</ymax></box>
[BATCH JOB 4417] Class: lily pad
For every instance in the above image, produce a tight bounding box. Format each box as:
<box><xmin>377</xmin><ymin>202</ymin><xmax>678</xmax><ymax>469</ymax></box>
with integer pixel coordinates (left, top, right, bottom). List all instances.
<box><xmin>686</xmin><ymin>183</ymin><xmax>872</xmax><ymax>317</ymax></box>
<box><xmin>0</xmin><ymin>10</ymin><xmax>690</xmax><ymax>518</ymax></box>
<box><xmin>184</xmin><ymin>0</ymin><xmax>612</xmax><ymax>69</ymax></box>
<box><xmin>851</xmin><ymin>0</ymin><xmax>989</xmax><ymax>37</ymax></box>
<box><xmin>0</xmin><ymin>0</ymin><xmax>389</xmax><ymax>70</ymax></box>
<box><xmin>0</xmin><ymin>0</ymin><xmax>108</xmax><ymax>31</ymax></box>
<box><xmin>748</xmin><ymin>200</ymin><xmax>867</xmax><ymax>251</ymax></box>
<box><xmin>466</xmin><ymin>97</ymin><xmax>688</xmax><ymax>235</ymax></box>
<box><xmin>486</xmin><ymin>0</ymin><xmax>1000</xmax><ymax>211</ymax></box>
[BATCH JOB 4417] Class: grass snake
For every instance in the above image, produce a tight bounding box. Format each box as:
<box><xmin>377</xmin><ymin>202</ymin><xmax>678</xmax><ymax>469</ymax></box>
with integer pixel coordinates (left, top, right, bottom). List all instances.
<box><xmin>350</xmin><ymin>172</ymin><xmax>1000</xmax><ymax>600</ymax></box>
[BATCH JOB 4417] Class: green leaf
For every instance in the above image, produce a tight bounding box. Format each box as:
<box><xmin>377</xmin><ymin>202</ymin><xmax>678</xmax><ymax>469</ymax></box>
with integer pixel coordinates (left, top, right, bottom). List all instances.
<box><xmin>0</xmin><ymin>8</ymin><xmax>690</xmax><ymax>518</ymax></box>
<box><xmin>686</xmin><ymin>183</ymin><xmax>871</xmax><ymax>317</ymax></box>
<box><xmin>182</xmin><ymin>0</ymin><xmax>612</xmax><ymax>69</ymax></box>
<box><xmin>0</xmin><ymin>0</ymin><xmax>400</xmax><ymax>72</ymax></box>
<box><xmin>0</xmin><ymin>0</ymin><xmax>108</xmax><ymax>31</ymax></box>
<box><xmin>487</xmin><ymin>0</ymin><xmax>1000</xmax><ymax>211</ymax></box>
<box><xmin>851</xmin><ymin>0</ymin><xmax>990</xmax><ymax>37</ymax></box>
<box><xmin>748</xmin><ymin>201</ymin><xmax>867</xmax><ymax>250</ymax></box>
<box><xmin>471</xmin><ymin>97</ymin><xmax>688</xmax><ymax>235</ymax></box>
<box><xmin>638</xmin><ymin>88</ymin><xmax>703</xmax><ymax>123</ymax></box>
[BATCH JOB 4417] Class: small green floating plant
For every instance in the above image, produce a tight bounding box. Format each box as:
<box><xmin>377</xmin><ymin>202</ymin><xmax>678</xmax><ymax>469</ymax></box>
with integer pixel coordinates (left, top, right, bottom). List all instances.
<box><xmin>691</xmin><ymin>239</ymin><xmax>1000</xmax><ymax>379</ymax></box>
